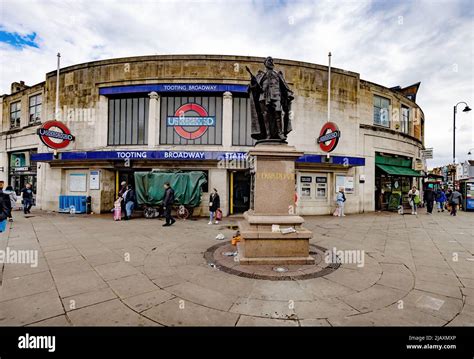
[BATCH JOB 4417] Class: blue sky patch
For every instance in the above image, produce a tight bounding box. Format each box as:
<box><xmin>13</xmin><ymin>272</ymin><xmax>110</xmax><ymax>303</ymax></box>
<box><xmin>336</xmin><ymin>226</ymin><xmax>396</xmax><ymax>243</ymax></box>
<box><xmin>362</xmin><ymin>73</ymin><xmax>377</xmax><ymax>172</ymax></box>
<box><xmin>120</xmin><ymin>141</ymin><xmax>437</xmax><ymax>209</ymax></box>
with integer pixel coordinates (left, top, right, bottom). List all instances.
<box><xmin>0</xmin><ymin>30</ymin><xmax>39</xmax><ymax>48</ymax></box>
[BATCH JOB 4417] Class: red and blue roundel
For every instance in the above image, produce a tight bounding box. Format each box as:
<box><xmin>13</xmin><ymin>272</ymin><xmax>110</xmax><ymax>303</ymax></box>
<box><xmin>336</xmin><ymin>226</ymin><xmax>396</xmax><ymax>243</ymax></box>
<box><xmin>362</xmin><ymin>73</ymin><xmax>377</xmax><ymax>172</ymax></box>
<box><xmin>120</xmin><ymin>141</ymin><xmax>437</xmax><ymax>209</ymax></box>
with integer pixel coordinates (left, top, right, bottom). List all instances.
<box><xmin>317</xmin><ymin>122</ymin><xmax>340</xmax><ymax>152</ymax></box>
<box><xmin>37</xmin><ymin>120</ymin><xmax>75</xmax><ymax>149</ymax></box>
<box><xmin>167</xmin><ymin>103</ymin><xmax>215</xmax><ymax>140</ymax></box>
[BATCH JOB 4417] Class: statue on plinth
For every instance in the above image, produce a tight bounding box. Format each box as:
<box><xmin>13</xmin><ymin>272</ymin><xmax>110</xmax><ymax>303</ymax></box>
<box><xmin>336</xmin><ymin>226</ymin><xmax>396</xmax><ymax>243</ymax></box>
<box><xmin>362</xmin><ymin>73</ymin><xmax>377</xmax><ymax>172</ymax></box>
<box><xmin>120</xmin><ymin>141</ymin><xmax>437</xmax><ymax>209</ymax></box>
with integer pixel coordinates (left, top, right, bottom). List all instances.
<box><xmin>247</xmin><ymin>57</ymin><xmax>294</xmax><ymax>143</ymax></box>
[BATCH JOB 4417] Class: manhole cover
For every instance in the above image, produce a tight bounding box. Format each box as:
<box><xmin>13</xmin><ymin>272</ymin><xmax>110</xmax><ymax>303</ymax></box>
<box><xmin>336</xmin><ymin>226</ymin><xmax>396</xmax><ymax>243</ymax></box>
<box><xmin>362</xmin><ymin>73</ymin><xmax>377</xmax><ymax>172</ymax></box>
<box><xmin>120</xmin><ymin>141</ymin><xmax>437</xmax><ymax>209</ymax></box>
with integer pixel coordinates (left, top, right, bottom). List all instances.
<box><xmin>273</xmin><ymin>267</ymin><xmax>289</xmax><ymax>273</ymax></box>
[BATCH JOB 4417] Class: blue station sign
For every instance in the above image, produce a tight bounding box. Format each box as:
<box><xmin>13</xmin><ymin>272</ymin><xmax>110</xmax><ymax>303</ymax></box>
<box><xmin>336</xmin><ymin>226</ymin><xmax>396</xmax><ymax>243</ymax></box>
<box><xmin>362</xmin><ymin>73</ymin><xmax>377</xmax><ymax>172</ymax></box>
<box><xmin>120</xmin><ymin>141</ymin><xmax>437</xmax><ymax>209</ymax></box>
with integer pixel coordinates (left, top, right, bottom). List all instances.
<box><xmin>99</xmin><ymin>83</ymin><xmax>249</xmax><ymax>96</ymax></box>
<box><xmin>32</xmin><ymin>150</ymin><xmax>365</xmax><ymax>166</ymax></box>
<box><xmin>32</xmin><ymin>150</ymin><xmax>249</xmax><ymax>162</ymax></box>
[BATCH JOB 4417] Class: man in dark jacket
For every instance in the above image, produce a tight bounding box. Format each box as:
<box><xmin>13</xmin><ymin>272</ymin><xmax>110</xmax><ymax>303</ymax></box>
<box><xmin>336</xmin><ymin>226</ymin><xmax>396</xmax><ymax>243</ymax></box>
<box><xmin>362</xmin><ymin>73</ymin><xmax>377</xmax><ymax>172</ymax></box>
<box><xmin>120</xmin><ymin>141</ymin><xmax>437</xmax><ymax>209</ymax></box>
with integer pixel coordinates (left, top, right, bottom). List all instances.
<box><xmin>162</xmin><ymin>182</ymin><xmax>176</xmax><ymax>227</ymax></box>
<box><xmin>0</xmin><ymin>184</ymin><xmax>11</xmax><ymax>230</ymax></box>
<box><xmin>424</xmin><ymin>186</ymin><xmax>436</xmax><ymax>214</ymax></box>
<box><xmin>21</xmin><ymin>183</ymin><xmax>34</xmax><ymax>214</ymax></box>
<box><xmin>448</xmin><ymin>189</ymin><xmax>462</xmax><ymax>216</ymax></box>
<box><xmin>123</xmin><ymin>185</ymin><xmax>136</xmax><ymax>220</ymax></box>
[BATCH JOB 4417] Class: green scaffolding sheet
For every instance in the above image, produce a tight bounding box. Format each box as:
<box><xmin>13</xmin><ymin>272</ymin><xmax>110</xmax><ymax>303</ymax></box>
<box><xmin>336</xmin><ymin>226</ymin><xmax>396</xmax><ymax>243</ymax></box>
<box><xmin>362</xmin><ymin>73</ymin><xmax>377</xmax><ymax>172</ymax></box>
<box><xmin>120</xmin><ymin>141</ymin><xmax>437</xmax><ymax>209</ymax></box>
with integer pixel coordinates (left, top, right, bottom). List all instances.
<box><xmin>134</xmin><ymin>171</ymin><xmax>207</xmax><ymax>207</ymax></box>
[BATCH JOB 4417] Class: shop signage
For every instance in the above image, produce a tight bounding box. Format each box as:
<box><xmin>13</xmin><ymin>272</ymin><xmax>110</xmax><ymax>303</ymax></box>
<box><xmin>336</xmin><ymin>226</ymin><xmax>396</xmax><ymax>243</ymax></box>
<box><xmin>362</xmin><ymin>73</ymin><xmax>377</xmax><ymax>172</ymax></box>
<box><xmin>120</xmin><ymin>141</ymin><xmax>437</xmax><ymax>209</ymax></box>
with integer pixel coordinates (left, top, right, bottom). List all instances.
<box><xmin>421</xmin><ymin>148</ymin><xmax>433</xmax><ymax>159</ymax></box>
<box><xmin>317</xmin><ymin>122</ymin><xmax>340</xmax><ymax>153</ymax></box>
<box><xmin>415</xmin><ymin>160</ymin><xmax>424</xmax><ymax>171</ymax></box>
<box><xmin>14</xmin><ymin>167</ymin><xmax>29</xmax><ymax>172</ymax></box>
<box><xmin>167</xmin><ymin>103</ymin><xmax>215</xmax><ymax>140</ymax></box>
<box><xmin>37</xmin><ymin>120</ymin><xmax>75</xmax><ymax>149</ymax></box>
<box><xmin>10</xmin><ymin>152</ymin><xmax>30</xmax><ymax>168</ymax></box>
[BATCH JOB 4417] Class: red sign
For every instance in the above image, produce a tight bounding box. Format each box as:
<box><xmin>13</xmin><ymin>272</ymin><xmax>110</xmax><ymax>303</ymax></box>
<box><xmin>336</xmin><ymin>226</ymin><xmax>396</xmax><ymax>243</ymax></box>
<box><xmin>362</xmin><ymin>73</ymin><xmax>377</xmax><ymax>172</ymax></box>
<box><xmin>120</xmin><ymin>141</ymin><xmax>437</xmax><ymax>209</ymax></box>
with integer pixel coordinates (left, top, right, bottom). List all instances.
<box><xmin>167</xmin><ymin>103</ymin><xmax>216</xmax><ymax>140</ymax></box>
<box><xmin>317</xmin><ymin>122</ymin><xmax>340</xmax><ymax>152</ymax></box>
<box><xmin>37</xmin><ymin>120</ymin><xmax>75</xmax><ymax>149</ymax></box>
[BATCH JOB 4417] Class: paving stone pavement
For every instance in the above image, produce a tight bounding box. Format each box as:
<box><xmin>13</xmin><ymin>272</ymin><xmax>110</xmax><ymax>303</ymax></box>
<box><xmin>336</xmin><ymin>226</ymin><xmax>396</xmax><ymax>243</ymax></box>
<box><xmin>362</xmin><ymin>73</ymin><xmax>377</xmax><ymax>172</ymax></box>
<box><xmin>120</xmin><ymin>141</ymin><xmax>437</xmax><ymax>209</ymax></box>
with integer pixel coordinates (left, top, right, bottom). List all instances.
<box><xmin>0</xmin><ymin>208</ymin><xmax>472</xmax><ymax>326</ymax></box>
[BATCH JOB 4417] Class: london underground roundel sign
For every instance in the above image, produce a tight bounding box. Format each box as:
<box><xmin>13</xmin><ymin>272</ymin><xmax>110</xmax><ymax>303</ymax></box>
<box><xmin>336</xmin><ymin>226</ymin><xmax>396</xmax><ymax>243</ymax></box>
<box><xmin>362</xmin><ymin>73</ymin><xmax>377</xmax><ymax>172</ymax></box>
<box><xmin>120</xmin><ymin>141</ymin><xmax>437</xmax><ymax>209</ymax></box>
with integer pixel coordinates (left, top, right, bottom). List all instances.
<box><xmin>317</xmin><ymin>122</ymin><xmax>340</xmax><ymax>153</ymax></box>
<box><xmin>37</xmin><ymin>120</ymin><xmax>75</xmax><ymax>149</ymax></box>
<box><xmin>167</xmin><ymin>103</ymin><xmax>215</xmax><ymax>140</ymax></box>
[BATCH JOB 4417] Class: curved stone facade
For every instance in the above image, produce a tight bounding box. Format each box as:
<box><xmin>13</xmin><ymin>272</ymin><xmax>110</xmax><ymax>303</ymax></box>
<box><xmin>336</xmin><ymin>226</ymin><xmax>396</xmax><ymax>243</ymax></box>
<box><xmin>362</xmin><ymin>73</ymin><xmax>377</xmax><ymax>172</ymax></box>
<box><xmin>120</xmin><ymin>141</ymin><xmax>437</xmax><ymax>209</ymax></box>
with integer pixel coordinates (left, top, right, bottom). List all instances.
<box><xmin>0</xmin><ymin>55</ymin><xmax>426</xmax><ymax>215</ymax></box>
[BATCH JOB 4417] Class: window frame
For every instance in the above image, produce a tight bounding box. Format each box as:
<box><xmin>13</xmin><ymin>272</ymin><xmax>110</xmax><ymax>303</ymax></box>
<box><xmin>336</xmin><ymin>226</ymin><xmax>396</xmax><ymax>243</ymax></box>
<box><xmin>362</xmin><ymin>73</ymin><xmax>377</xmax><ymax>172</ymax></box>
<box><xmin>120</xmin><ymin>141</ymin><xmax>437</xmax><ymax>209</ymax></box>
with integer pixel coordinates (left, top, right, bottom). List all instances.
<box><xmin>107</xmin><ymin>96</ymin><xmax>149</xmax><ymax>146</ymax></box>
<box><xmin>401</xmin><ymin>105</ymin><xmax>410</xmax><ymax>134</ymax></box>
<box><xmin>373</xmin><ymin>95</ymin><xmax>391</xmax><ymax>128</ymax></box>
<box><xmin>10</xmin><ymin>101</ymin><xmax>21</xmax><ymax>128</ymax></box>
<box><xmin>29</xmin><ymin>93</ymin><xmax>42</xmax><ymax>124</ymax></box>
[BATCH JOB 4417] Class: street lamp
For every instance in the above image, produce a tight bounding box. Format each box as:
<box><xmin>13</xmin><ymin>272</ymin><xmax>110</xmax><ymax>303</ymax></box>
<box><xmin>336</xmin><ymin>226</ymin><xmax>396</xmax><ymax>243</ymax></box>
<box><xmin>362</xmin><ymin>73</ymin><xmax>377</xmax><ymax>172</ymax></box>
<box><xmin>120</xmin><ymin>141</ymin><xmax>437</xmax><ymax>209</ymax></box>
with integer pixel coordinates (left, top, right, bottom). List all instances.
<box><xmin>453</xmin><ymin>102</ymin><xmax>472</xmax><ymax>164</ymax></box>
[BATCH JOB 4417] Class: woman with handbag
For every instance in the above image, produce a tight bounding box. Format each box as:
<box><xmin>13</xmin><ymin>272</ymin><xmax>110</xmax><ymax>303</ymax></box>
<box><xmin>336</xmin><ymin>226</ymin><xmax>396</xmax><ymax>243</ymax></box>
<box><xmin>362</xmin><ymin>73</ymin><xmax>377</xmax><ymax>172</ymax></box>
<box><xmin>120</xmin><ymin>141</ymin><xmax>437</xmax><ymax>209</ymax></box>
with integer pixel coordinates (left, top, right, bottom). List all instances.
<box><xmin>208</xmin><ymin>188</ymin><xmax>221</xmax><ymax>224</ymax></box>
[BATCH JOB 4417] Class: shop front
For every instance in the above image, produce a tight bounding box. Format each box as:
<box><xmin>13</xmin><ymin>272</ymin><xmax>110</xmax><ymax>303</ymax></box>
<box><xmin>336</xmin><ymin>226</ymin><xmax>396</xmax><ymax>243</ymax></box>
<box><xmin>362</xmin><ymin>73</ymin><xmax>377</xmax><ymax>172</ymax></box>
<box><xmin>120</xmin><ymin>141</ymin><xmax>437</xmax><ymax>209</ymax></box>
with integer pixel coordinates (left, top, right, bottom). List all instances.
<box><xmin>295</xmin><ymin>154</ymin><xmax>365</xmax><ymax>215</ymax></box>
<box><xmin>32</xmin><ymin>150</ymin><xmax>249</xmax><ymax>215</ymax></box>
<box><xmin>374</xmin><ymin>153</ymin><xmax>422</xmax><ymax>211</ymax></box>
<box><xmin>9</xmin><ymin>149</ymin><xmax>38</xmax><ymax>195</ymax></box>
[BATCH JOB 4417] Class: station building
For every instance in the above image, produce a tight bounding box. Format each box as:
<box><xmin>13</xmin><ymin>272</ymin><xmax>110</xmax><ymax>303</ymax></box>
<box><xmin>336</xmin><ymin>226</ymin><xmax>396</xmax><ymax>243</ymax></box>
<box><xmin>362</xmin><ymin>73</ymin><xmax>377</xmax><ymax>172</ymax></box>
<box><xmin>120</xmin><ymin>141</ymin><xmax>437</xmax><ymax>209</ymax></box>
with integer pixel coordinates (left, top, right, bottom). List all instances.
<box><xmin>0</xmin><ymin>55</ymin><xmax>426</xmax><ymax>216</ymax></box>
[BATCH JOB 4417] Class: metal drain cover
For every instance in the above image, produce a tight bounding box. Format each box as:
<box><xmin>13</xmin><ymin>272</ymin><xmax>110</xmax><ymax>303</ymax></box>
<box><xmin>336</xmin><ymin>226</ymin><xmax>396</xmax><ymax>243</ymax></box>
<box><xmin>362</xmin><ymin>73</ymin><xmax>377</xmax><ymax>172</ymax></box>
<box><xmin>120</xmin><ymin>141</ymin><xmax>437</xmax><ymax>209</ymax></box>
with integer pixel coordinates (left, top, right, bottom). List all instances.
<box><xmin>273</xmin><ymin>266</ymin><xmax>289</xmax><ymax>273</ymax></box>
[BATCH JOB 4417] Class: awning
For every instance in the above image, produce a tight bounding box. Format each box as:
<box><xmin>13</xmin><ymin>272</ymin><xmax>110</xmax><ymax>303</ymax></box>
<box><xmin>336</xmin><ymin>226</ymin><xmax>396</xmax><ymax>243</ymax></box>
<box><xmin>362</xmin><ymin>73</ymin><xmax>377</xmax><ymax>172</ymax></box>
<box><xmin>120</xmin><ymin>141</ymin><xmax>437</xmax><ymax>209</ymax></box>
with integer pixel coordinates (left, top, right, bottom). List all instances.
<box><xmin>376</xmin><ymin>164</ymin><xmax>422</xmax><ymax>177</ymax></box>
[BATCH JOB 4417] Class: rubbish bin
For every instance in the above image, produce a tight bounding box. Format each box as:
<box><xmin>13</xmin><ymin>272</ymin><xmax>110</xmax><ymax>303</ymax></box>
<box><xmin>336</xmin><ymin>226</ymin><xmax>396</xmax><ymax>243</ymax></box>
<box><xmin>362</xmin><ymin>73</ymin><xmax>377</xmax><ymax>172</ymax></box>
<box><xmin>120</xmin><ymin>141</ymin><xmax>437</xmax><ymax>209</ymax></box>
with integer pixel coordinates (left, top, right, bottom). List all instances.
<box><xmin>86</xmin><ymin>196</ymin><xmax>92</xmax><ymax>214</ymax></box>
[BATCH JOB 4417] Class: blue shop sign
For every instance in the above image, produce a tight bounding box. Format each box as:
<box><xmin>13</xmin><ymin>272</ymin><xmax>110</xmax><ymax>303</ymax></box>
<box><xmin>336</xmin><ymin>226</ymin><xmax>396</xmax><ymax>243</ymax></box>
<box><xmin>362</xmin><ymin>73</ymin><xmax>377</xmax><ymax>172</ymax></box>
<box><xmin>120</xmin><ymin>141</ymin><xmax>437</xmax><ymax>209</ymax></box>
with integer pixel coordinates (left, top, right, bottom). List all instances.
<box><xmin>99</xmin><ymin>83</ymin><xmax>249</xmax><ymax>96</ymax></box>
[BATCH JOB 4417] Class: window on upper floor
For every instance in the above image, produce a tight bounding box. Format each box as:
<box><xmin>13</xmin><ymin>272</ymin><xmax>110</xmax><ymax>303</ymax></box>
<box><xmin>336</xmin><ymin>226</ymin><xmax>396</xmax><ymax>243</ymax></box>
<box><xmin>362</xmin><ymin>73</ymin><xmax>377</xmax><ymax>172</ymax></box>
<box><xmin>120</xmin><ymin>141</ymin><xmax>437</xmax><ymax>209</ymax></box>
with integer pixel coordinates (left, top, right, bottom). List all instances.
<box><xmin>401</xmin><ymin>105</ymin><xmax>410</xmax><ymax>134</ymax></box>
<box><xmin>10</xmin><ymin>101</ymin><xmax>21</xmax><ymax>128</ymax></box>
<box><xmin>373</xmin><ymin>95</ymin><xmax>390</xmax><ymax>127</ymax></box>
<box><xmin>29</xmin><ymin>94</ymin><xmax>42</xmax><ymax>124</ymax></box>
<box><xmin>108</xmin><ymin>96</ymin><xmax>149</xmax><ymax>145</ymax></box>
<box><xmin>232</xmin><ymin>96</ymin><xmax>256</xmax><ymax>146</ymax></box>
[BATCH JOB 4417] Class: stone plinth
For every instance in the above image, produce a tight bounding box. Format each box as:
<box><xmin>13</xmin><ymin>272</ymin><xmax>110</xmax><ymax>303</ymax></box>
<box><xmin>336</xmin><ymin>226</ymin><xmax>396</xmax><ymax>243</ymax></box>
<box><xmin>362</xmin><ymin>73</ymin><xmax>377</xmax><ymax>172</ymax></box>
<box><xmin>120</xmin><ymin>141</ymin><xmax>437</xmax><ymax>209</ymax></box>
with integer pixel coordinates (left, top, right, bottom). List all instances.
<box><xmin>238</xmin><ymin>143</ymin><xmax>315</xmax><ymax>265</ymax></box>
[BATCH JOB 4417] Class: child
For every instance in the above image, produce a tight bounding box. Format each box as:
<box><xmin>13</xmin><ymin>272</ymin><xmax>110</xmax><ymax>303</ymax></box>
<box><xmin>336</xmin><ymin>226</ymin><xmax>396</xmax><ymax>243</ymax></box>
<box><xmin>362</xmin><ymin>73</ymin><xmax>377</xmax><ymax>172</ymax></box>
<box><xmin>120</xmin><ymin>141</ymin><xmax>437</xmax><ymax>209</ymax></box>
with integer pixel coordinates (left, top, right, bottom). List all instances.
<box><xmin>113</xmin><ymin>197</ymin><xmax>122</xmax><ymax>221</ymax></box>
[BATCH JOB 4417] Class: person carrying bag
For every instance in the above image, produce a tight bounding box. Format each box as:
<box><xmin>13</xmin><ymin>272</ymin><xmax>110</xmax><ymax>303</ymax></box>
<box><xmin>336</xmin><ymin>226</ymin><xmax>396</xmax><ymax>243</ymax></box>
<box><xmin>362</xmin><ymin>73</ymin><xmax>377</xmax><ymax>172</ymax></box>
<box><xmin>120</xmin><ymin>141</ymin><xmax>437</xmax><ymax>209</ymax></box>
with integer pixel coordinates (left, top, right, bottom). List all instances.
<box><xmin>209</xmin><ymin>188</ymin><xmax>221</xmax><ymax>224</ymax></box>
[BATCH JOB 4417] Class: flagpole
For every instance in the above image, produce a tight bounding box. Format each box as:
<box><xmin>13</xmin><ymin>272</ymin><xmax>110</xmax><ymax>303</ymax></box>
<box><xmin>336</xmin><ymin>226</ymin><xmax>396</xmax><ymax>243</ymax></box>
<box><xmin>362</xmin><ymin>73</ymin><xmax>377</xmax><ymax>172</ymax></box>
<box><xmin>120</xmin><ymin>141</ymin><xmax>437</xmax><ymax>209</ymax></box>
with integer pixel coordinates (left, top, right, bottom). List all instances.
<box><xmin>55</xmin><ymin>53</ymin><xmax>61</xmax><ymax>120</ymax></box>
<box><xmin>327</xmin><ymin>51</ymin><xmax>331</xmax><ymax>122</ymax></box>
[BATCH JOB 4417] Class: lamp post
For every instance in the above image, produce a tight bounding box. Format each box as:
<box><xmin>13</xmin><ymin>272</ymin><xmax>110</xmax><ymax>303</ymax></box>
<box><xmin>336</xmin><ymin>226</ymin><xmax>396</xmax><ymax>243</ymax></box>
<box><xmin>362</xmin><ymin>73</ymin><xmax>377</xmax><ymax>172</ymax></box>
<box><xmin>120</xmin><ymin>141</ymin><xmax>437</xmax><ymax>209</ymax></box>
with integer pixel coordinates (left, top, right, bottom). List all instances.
<box><xmin>453</xmin><ymin>102</ymin><xmax>471</xmax><ymax>164</ymax></box>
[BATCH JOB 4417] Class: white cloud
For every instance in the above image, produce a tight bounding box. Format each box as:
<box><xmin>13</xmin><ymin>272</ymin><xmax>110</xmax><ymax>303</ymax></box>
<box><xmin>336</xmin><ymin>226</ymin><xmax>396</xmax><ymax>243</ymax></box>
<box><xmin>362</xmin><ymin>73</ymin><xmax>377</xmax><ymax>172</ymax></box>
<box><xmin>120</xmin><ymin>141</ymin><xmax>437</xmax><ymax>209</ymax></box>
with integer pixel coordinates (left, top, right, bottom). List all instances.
<box><xmin>0</xmin><ymin>0</ymin><xmax>472</xmax><ymax>166</ymax></box>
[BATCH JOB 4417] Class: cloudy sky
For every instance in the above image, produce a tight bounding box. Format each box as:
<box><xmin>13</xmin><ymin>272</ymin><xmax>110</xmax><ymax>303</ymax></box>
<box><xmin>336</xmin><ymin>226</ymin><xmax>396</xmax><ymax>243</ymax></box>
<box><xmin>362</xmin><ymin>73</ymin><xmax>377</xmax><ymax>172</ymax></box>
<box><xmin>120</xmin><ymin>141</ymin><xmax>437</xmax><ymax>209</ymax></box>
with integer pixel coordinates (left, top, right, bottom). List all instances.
<box><xmin>0</xmin><ymin>0</ymin><xmax>472</xmax><ymax>167</ymax></box>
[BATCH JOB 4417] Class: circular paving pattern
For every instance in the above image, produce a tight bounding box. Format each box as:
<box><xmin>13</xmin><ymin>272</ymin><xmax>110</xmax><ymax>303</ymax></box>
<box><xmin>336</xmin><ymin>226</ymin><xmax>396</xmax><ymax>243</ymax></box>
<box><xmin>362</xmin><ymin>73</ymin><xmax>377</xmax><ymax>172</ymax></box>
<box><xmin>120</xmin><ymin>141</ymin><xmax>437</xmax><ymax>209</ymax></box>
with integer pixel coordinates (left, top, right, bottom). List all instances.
<box><xmin>204</xmin><ymin>241</ymin><xmax>340</xmax><ymax>280</ymax></box>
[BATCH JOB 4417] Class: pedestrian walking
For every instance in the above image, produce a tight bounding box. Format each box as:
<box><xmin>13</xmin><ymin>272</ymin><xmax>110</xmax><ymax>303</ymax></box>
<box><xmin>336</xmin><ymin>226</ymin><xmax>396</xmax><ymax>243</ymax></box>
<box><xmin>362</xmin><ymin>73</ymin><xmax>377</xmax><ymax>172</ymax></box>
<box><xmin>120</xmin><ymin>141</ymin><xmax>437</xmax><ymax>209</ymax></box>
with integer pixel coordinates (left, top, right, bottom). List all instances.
<box><xmin>0</xmin><ymin>189</ymin><xmax>9</xmax><ymax>233</ymax></box>
<box><xmin>162</xmin><ymin>182</ymin><xmax>176</xmax><ymax>227</ymax></box>
<box><xmin>436</xmin><ymin>188</ymin><xmax>446</xmax><ymax>212</ymax></box>
<box><xmin>208</xmin><ymin>188</ymin><xmax>221</xmax><ymax>224</ymax></box>
<box><xmin>0</xmin><ymin>183</ymin><xmax>12</xmax><ymax>227</ymax></box>
<box><xmin>122</xmin><ymin>185</ymin><xmax>136</xmax><ymax>220</ymax></box>
<box><xmin>448</xmin><ymin>189</ymin><xmax>462</xmax><ymax>216</ymax></box>
<box><xmin>408</xmin><ymin>186</ymin><xmax>420</xmax><ymax>214</ymax></box>
<box><xmin>20</xmin><ymin>183</ymin><xmax>34</xmax><ymax>214</ymax></box>
<box><xmin>118</xmin><ymin>181</ymin><xmax>127</xmax><ymax>217</ymax></box>
<box><xmin>3</xmin><ymin>186</ymin><xmax>17</xmax><ymax>221</ymax></box>
<box><xmin>336</xmin><ymin>187</ymin><xmax>346</xmax><ymax>217</ymax></box>
<box><xmin>408</xmin><ymin>186</ymin><xmax>420</xmax><ymax>215</ymax></box>
<box><xmin>424</xmin><ymin>185</ymin><xmax>436</xmax><ymax>214</ymax></box>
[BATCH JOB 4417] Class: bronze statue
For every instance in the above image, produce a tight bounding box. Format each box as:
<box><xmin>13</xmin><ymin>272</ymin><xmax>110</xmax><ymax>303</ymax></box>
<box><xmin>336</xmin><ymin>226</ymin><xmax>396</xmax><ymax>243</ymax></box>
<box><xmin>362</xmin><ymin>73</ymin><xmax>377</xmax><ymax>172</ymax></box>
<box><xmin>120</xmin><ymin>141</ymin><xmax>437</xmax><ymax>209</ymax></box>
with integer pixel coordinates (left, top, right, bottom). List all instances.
<box><xmin>247</xmin><ymin>57</ymin><xmax>294</xmax><ymax>143</ymax></box>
